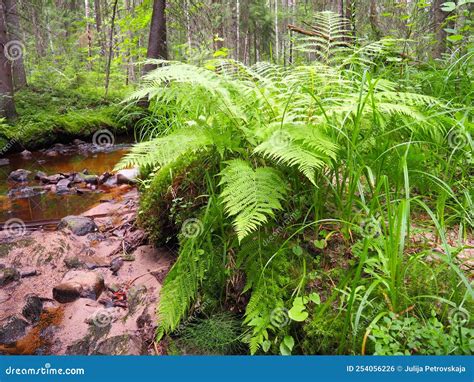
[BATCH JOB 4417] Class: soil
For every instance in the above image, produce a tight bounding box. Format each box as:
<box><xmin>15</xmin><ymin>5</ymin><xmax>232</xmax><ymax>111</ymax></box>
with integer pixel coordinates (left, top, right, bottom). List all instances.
<box><xmin>0</xmin><ymin>186</ymin><xmax>174</xmax><ymax>355</ymax></box>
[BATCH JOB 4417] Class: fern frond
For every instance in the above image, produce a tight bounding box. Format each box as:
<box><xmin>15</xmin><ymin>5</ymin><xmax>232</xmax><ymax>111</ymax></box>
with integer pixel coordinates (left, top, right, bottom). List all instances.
<box><xmin>115</xmin><ymin>127</ymin><xmax>214</xmax><ymax>170</ymax></box>
<box><xmin>294</xmin><ymin>11</ymin><xmax>353</xmax><ymax>65</ymax></box>
<box><xmin>254</xmin><ymin>124</ymin><xmax>337</xmax><ymax>184</ymax></box>
<box><xmin>219</xmin><ymin>160</ymin><xmax>287</xmax><ymax>241</ymax></box>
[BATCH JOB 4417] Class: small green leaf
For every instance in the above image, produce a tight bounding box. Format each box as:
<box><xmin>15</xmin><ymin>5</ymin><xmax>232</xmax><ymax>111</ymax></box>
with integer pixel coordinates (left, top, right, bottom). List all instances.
<box><xmin>308</xmin><ymin>292</ymin><xmax>321</xmax><ymax>305</ymax></box>
<box><xmin>292</xmin><ymin>245</ymin><xmax>303</xmax><ymax>256</ymax></box>
<box><xmin>262</xmin><ymin>340</ymin><xmax>271</xmax><ymax>353</ymax></box>
<box><xmin>441</xmin><ymin>1</ymin><xmax>456</xmax><ymax>12</ymax></box>
<box><xmin>283</xmin><ymin>335</ymin><xmax>295</xmax><ymax>350</ymax></box>
<box><xmin>294</xmin><ymin>296</ymin><xmax>307</xmax><ymax>306</ymax></box>
<box><xmin>313</xmin><ymin>239</ymin><xmax>326</xmax><ymax>249</ymax></box>
<box><xmin>447</xmin><ymin>34</ymin><xmax>463</xmax><ymax>42</ymax></box>
<box><xmin>280</xmin><ymin>342</ymin><xmax>291</xmax><ymax>355</ymax></box>
<box><xmin>444</xmin><ymin>28</ymin><xmax>457</xmax><ymax>34</ymax></box>
<box><xmin>288</xmin><ymin>303</ymin><xmax>309</xmax><ymax>322</ymax></box>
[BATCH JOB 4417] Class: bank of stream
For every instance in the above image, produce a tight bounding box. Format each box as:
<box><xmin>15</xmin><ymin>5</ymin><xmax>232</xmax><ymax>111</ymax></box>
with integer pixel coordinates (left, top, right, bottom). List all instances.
<box><xmin>0</xmin><ymin>140</ymin><xmax>173</xmax><ymax>355</ymax></box>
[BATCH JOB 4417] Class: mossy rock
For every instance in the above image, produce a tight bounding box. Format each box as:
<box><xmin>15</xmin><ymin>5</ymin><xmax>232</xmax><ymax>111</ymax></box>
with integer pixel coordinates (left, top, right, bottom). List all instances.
<box><xmin>0</xmin><ymin>268</ymin><xmax>20</xmax><ymax>286</ymax></box>
<box><xmin>138</xmin><ymin>154</ymin><xmax>214</xmax><ymax>245</ymax></box>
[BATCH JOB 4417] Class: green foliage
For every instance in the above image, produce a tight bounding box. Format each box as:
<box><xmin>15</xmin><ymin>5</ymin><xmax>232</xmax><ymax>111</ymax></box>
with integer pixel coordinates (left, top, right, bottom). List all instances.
<box><xmin>175</xmin><ymin>313</ymin><xmax>243</xmax><ymax>355</ymax></box>
<box><xmin>138</xmin><ymin>154</ymin><xmax>204</xmax><ymax>245</ymax></box>
<box><xmin>295</xmin><ymin>11</ymin><xmax>353</xmax><ymax>65</ymax></box>
<box><xmin>155</xmin><ymin>195</ymin><xmax>227</xmax><ymax>340</ymax></box>
<box><xmin>220</xmin><ymin>160</ymin><xmax>287</xmax><ymax>241</ymax></box>
<box><xmin>0</xmin><ymin>81</ymin><xmax>129</xmax><ymax>151</ymax></box>
<box><xmin>122</xmin><ymin>11</ymin><xmax>473</xmax><ymax>356</ymax></box>
<box><xmin>369</xmin><ymin>312</ymin><xmax>473</xmax><ymax>355</ymax></box>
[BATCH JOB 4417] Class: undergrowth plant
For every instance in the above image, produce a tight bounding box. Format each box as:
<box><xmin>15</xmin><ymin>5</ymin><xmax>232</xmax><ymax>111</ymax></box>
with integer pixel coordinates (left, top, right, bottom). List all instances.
<box><xmin>118</xmin><ymin>11</ymin><xmax>473</xmax><ymax>355</ymax></box>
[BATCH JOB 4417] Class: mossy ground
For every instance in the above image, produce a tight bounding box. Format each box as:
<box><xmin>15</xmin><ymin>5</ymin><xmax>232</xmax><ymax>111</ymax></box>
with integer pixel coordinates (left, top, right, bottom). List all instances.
<box><xmin>0</xmin><ymin>77</ymin><xmax>137</xmax><ymax>152</ymax></box>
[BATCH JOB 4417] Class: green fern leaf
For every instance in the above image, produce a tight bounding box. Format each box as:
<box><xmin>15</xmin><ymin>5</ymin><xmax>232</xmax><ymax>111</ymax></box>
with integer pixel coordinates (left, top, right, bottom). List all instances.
<box><xmin>219</xmin><ymin>160</ymin><xmax>287</xmax><ymax>241</ymax></box>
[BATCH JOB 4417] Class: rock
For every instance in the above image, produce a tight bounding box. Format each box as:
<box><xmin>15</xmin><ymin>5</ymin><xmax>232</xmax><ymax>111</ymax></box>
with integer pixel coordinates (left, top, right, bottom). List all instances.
<box><xmin>8</xmin><ymin>186</ymin><xmax>42</xmax><ymax>200</ymax></box>
<box><xmin>22</xmin><ymin>294</ymin><xmax>43</xmax><ymax>323</ymax></box>
<box><xmin>20</xmin><ymin>150</ymin><xmax>32</xmax><ymax>159</ymax></box>
<box><xmin>109</xmin><ymin>258</ymin><xmax>124</xmax><ymax>276</ymax></box>
<box><xmin>93</xmin><ymin>334</ymin><xmax>145</xmax><ymax>355</ymax></box>
<box><xmin>0</xmin><ymin>267</ymin><xmax>20</xmax><ymax>286</ymax></box>
<box><xmin>76</xmin><ymin>188</ymin><xmax>93</xmax><ymax>195</ymax></box>
<box><xmin>46</xmin><ymin>150</ymin><xmax>58</xmax><ymax>157</ymax></box>
<box><xmin>98</xmin><ymin>172</ymin><xmax>111</xmax><ymax>184</ymax></box>
<box><xmin>12</xmin><ymin>186</ymin><xmax>44</xmax><ymax>199</ymax></box>
<box><xmin>0</xmin><ymin>316</ymin><xmax>29</xmax><ymax>345</ymax></box>
<box><xmin>116</xmin><ymin>168</ymin><xmax>140</xmax><ymax>185</ymax></box>
<box><xmin>103</xmin><ymin>176</ymin><xmax>118</xmax><ymax>188</ymax></box>
<box><xmin>58</xmin><ymin>216</ymin><xmax>98</xmax><ymax>236</ymax></box>
<box><xmin>67</xmin><ymin>337</ymin><xmax>92</xmax><ymax>355</ymax></box>
<box><xmin>136</xmin><ymin>307</ymin><xmax>152</xmax><ymax>329</ymax></box>
<box><xmin>8</xmin><ymin>169</ymin><xmax>31</xmax><ymax>182</ymax></box>
<box><xmin>73</xmin><ymin>139</ymin><xmax>86</xmax><ymax>145</ymax></box>
<box><xmin>84</xmin><ymin>260</ymin><xmax>109</xmax><ymax>270</ymax></box>
<box><xmin>20</xmin><ymin>267</ymin><xmax>38</xmax><ymax>278</ymax></box>
<box><xmin>35</xmin><ymin>171</ymin><xmax>48</xmax><ymax>181</ymax></box>
<box><xmin>56</xmin><ymin>178</ymin><xmax>72</xmax><ymax>194</ymax></box>
<box><xmin>53</xmin><ymin>270</ymin><xmax>104</xmax><ymax>303</ymax></box>
<box><xmin>64</xmin><ymin>256</ymin><xmax>83</xmax><ymax>269</ymax></box>
<box><xmin>43</xmin><ymin>174</ymin><xmax>64</xmax><ymax>184</ymax></box>
<box><xmin>0</xmin><ymin>158</ymin><xmax>9</xmax><ymax>166</ymax></box>
<box><xmin>74</xmin><ymin>173</ymin><xmax>98</xmax><ymax>185</ymax></box>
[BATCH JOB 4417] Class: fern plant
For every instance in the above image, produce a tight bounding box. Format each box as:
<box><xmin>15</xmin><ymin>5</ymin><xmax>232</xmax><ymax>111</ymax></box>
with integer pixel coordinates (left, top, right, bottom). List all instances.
<box><xmin>117</xmin><ymin>13</ymin><xmax>468</xmax><ymax>352</ymax></box>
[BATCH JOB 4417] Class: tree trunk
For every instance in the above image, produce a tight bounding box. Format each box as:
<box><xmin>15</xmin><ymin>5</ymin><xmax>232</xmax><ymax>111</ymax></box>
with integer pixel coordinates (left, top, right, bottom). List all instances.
<box><xmin>94</xmin><ymin>0</ymin><xmax>106</xmax><ymax>54</ymax></box>
<box><xmin>433</xmin><ymin>0</ymin><xmax>448</xmax><ymax>58</ymax></box>
<box><xmin>274</xmin><ymin>0</ymin><xmax>279</xmax><ymax>61</ymax></box>
<box><xmin>143</xmin><ymin>0</ymin><xmax>167</xmax><ymax>76</ymax></box>
<box><xmin>31</xmin><ymin>4</ymin><xmax>45</xmax><ymax>58</ymax></box>
<box><xmin>4</xmin><ymin>0</ymin><xmax>26</xmax><ymax>89</ymax></box>
<box><xmin>338</xmin><ymin>0</ymin><xmax>344</xmax><ymax>17</ymax></box>
<box><xmin>84</xmin><ymin>0</ymin><xmax>93</xmax><ymax>69</ymax></box>
<box><xmin>124</xmin><ymin>0</ymin><xmax>136</xmax><ymax>84</ymax></box>
<box><xmin>369</xmin><ymin>0</ymin><xmax>381</xmax><ymax>40</ymax></box>
<box><xmin>104</xmin><ymin>0</ymin><xmax>119</xmax><ymax>97</ymax></box>
<box><xmin>0</xmin><ymin>0</ymin><xmax>17</xmax><ymax>120</ymax></box>
<box><xmin>235</xmin><ymin>0</ymin><xmax>240</xmax><ymax>60</ymax></box>
<box><xmin>212</xmin><ymin>0</ymin><xmax>224</xmax><ymax>51</ymax></box>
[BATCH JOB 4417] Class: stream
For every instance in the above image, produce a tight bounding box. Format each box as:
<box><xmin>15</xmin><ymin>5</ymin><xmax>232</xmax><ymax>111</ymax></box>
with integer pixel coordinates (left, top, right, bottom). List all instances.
<box><xmin>0</xmin><ymin>142</ymin><xmax>130</xmax><ymax>223</ymax></box>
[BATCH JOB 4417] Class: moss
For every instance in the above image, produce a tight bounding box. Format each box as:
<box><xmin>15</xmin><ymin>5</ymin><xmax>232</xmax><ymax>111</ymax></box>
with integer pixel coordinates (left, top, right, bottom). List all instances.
<box><xmin>0</xmin><ymin>243</ymin><xmax>15</xmax><ymax>258</ymax></box>
<box><xmin>138</xmin><ymin>153</ymin><xmax>211</xmax><ymax>245</ymax></box>
<box><xmin>0</xmin><ymin>82</ymin><xmax>137</xmax><ymax>153</ymax></box>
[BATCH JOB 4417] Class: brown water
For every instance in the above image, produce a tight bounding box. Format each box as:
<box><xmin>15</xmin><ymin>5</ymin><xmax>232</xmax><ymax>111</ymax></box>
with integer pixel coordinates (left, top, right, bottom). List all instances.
<box><xmin>0</xmin><ymin>147</ymin><xmax>129</xmax><ymax>222</ymax></box>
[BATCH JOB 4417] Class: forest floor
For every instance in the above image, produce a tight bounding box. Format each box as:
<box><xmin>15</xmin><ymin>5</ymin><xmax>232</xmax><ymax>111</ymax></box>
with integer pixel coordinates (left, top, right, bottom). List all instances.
<box><xmin>0</xmin><ymin>140</ymin><xmax>174</xmax><ymax>355</ymax></box>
